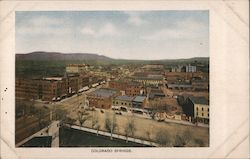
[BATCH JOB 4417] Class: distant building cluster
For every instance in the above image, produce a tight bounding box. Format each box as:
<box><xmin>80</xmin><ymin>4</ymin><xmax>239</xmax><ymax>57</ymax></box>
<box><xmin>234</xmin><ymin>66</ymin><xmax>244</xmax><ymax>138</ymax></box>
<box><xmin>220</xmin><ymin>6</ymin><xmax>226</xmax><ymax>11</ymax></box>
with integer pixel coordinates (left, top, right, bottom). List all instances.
<box><xmin>16</xmin><ymin>61</ymin><xmax>209</xmax><ymax>125</ymax></box>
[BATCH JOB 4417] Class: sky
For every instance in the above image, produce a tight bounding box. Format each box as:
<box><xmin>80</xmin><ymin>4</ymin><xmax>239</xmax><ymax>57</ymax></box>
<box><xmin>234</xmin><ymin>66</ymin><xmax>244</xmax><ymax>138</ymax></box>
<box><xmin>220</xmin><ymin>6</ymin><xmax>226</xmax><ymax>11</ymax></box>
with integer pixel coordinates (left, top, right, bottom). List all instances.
<box><xmin>16</xmin><ymin>11</ymin><xmax>209</xmax><ymax>60</ymax></box>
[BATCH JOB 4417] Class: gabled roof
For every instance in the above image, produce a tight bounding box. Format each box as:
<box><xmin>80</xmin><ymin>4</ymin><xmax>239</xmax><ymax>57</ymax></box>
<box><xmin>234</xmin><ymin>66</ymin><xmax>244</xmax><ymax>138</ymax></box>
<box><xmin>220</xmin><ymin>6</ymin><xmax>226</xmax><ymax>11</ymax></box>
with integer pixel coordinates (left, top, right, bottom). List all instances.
<box><xmin>189</xmin><ymin>96</ymin><xmax>209</xmax><ymax>105</ymax></box>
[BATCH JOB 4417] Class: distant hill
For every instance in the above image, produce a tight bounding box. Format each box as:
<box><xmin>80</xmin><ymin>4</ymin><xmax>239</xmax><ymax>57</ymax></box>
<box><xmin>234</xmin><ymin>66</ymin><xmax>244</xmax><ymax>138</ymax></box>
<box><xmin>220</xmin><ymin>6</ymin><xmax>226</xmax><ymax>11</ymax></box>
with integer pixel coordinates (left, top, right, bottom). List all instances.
<box><xmin>15</xmin><ymin>52</ymin><xmax>209</xmax><ymax>77</ymax></box>
<box><xmin>16</xmin><ymin>51</ymin><xmax>209</xmax><ymax>65</ymax></box>
<box><xmin>16</xmin><ymin>51</ymin><xmax>112</xmax><ymax>61</ymax></box>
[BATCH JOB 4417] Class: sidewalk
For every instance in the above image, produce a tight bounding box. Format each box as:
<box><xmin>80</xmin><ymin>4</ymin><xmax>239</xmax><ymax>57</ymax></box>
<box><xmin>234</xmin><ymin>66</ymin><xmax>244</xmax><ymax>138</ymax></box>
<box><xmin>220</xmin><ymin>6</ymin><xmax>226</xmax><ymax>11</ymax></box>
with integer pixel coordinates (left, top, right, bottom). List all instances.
<box><xmin>164</xmin><ymin>118</ymin><xmax>209</xmax><ymax>128</ymax></box>
<box><xmin>69</xmin><ymin>124</ymin><xmax>158</xmax><ymax>147</ymax></box>
<box><xmin>16</xmin><ymin>121</ymin><xmax>60</xmax><ymax>147</ymax></box>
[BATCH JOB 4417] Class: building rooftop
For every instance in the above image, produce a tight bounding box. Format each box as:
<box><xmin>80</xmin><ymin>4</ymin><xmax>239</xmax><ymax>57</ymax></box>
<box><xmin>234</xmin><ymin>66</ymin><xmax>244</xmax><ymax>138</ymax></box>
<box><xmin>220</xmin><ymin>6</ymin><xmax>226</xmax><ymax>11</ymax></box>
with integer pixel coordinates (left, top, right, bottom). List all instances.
<box><xmin>189</xmin><ymin>96</ymin><xmax>209</xmax><ymax>105</ymax></box>
<box><xmin>88</xmin><ymin>88</ymin><xmax>118</xmax><ymax>98</ymax></box>
<box><xmin>67</xmin><ymin>64</ymin><xmax>89</xmax><ymax>67</ymax></box>
<box><xmin>149</xmin><ymin>89</ymin><xmax>165</xmax><ymax>99</ymax></box>
<box><xmin>167</xmin><ymin>84</ymin><xmax>192</xmax><ymax>88</ymax></box>
<box><xmin>133</xmin><ymin>96</ymin><xmax>146</xmax><ymax>103</ymax></box>
<box><xmin>132</xmin><ymin>76</ymin><xmax>163</xmax><ymax>80</ymax></box>
<box><xmin>115</xmin><ymin>95</ymin><xmax>134</xmax><ymax>102</ymax></box>
<box><xmin>43</xmin><ymin>77</ymin><xmax>63</xmax><ymax>81</ymax></box>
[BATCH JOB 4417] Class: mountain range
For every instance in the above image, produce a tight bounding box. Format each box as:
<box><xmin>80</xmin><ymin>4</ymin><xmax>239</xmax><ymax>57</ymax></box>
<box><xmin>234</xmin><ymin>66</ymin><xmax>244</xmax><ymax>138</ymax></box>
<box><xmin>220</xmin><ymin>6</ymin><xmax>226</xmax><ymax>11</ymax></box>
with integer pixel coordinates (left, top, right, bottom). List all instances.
<box><xmin>16</xmin><ymin>51</ymin><xmax>112</xmax><ymax>61</ymax></box>
<box><xmin>16</xmin><ymin>51</ymin><xmax>209</xmax><ymax>63</ymax></box>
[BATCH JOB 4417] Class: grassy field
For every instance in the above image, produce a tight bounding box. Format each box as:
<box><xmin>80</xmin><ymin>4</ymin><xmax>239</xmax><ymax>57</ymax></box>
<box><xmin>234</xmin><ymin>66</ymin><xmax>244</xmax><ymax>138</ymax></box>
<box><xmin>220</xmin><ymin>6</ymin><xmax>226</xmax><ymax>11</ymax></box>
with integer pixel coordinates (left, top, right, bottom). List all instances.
<box><xmin>71</xmin><ymin>109</ymin><xmax>209</xmax><ymax>147</ymax></box>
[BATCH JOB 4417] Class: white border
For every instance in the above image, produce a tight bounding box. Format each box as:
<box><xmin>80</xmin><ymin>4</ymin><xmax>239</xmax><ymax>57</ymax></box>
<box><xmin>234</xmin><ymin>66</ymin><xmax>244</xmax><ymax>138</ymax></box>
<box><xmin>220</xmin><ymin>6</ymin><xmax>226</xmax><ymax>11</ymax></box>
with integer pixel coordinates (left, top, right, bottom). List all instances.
<box><xmin>0</xmin><ymin>1</ymin><xmax>249</xmax><ymax>159</ymax></box>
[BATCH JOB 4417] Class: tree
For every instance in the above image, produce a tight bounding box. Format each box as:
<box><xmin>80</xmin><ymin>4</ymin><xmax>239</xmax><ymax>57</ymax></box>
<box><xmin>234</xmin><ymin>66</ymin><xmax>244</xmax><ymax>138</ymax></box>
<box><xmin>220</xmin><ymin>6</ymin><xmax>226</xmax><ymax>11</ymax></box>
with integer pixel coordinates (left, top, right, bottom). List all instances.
<box><xmin>146</xmin><ymin>130</ymin><xmax>152</xmax><ymax>145</ymax></box>
<box><xmin>37</xmin><ymin>109</ymin><xmax>46</xmax><ymax>129</ymax></box>
<box><xmin>155</xmin><ymin>129</ymin><xmax>171</xmax><ymax>147</ymax></box>
<box><xmin>91</xmin><ymin>111</ymin><xmax>99</xmax><ymax>128</ymax></box>
<box><xmin>91</xmin><ymin>111</ymin><xmax>100</xmax><ymax>136</ymax></box>
<box><xmin>64</xmin><ymin>116</ymin><xmax>76</xmax><ymax>128</ymax></box>
<box><xmin>105</xmin><ymin>112</ymin><xmax>117</xmax><ymax>140</ymax></box>
<box><xmin>125</xmin><ymin>116</ymin><xmax>136</xmax><ymax>142</ymax></box>
<box><xmin>77</xmin><ymin>110</ymin><xmax>89</xmax><ymax>128</ymax></box>
<box><xmin>55</xmin><ymin>108</ymin><xmax>67</xmax><ymax>121</ymax></box>
<box><xmin>174</xmin><ymin>128</ymin><xmax>191</xmax><ymax>147</ymax></box>
<box><xmin>95</xmin><ymin>124</ymin><xmax>100</xmax><ymax>136</ymax></box>
<box><xmin>194</xmin><ymin>138</ymin><xmax>205</xmax><ymax>147</ymax></box>
<box><xmin>177</xmin><ymin>95</ymin><xmax>185</xmax><ymax>106</ymax></box>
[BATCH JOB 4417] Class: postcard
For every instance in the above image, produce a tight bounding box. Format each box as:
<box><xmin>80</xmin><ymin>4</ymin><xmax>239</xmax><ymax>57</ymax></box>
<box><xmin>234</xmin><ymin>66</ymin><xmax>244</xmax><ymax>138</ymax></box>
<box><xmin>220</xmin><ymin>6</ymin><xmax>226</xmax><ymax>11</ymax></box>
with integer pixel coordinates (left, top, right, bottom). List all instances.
<box><xmin>0</xmin><ymin>0</ymin><xmax>249</xmax><ymax>159</ymax></box>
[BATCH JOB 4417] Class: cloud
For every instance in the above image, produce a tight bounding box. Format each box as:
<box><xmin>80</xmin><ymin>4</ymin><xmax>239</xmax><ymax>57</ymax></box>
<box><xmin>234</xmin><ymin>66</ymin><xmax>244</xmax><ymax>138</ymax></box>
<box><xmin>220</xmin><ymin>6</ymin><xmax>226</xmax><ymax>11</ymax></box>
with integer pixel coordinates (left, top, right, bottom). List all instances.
<box><xmin>81</xmin><ymin>23</ymin><xmax>122</xmax><ymax>37</ymax></box>
<box><xmin>16</xmin><ymin>15</ymin><xmax>70</xmax><ymax>36</ymax></box>
<box><xmin>124</xmin><ymin>12</ymin><xmax>146</xmax><ymax>26</ymax></box>
<box><xmin>16</xmin><ymin>26</ymin><xmax>71</xmax><ymax>36</ymax></box>
<box><xmin>81</xmin><ymin>27</ymin><xmax>96</xmax><ymax>36</ymax></box>
<box><xmin>142</xmin><ymin>18</ymin><xmax>207</xmax><ymax>41</ymax></box>
<box><xmin>29</xmin><ymin>16</ymin><xmax>64</xmax><ymax>27</ymax></box>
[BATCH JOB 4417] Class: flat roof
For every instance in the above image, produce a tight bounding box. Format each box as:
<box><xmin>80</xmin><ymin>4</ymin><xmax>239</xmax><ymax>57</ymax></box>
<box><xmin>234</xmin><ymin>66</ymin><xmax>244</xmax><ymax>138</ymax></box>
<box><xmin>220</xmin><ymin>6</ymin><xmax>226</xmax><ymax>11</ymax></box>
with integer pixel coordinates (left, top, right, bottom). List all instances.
<box><xmin>133</xmin><ymin>96</ymin><xmax>146</xmax><ymax>103</ymax></box>
<box><xmin>115</xmin><ymin>95</ymin><xmax>134</xmax><ymax>102</ymax></box>
<box><xmin>88</xmin><ymin>88</ymin><xmax>118</xmax><ymax>98</ymax></box>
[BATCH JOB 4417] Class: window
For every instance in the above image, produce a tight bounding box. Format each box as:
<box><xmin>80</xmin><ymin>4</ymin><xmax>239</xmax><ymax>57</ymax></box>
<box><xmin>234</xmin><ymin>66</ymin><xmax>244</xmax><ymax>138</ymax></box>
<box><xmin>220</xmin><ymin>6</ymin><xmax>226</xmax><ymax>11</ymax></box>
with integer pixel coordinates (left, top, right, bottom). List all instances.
<box><xmin>208</xmin><ymin>108</ymin><xmax>209</xmax><ymax>111</ymax></box>
<box><xmin>202</xmin><ymin>113</ymin><xmax>204</xmax><ymax>116</ymax></box>
<box><xmin>196</xmin><ymin>107</ymin><xmax>198</xmax><ymax>111</ymax></box>
<box><xmin>202</xmin><ymin>107</ymin><xmax>204</xmax><ymax>111</ymax></box>
<box><xmin>121</xmin><ymin>102</ymin><xmax>123</xmax><ymax>105</ymax></box>
<box><xmin>116</xmin><ymin>102</ymin><xmax>118</xmax><ymax>104</ymax></box>
<box><xmin>208</xmin><ymin>113</ymin><xmax>209</xmax><ymax>117</ymax></box>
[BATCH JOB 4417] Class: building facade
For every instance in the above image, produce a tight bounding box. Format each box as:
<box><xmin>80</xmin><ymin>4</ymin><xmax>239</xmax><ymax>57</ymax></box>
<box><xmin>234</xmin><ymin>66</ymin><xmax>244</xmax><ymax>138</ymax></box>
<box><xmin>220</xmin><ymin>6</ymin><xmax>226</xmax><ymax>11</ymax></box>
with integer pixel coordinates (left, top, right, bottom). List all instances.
<box><xmin>184</xmin><ymin>96</ymin><xmax>209</xmax><ymax>124</ymax></box>
<box><xmin>109</xmin><ymin>80</ymin><xmax>143</xmax><ymax>96</ymax></box>
<box><xmin>16</xmin><ymin>77</ymin><xmax>68</xmax><ymax>101</ymax></box>
<box><xmin>86</xmin><ymin>88</ymin><xmax>121</xmax><ymax>109</ymax></box>
<box><xmin>132</xmin><ymin>96</ymin><xmax>147</xmax><ymax>108</ymax></box>
<box><xmin>186</xmin><ymin>65</ymin><xmax>197</xmax><ymax>73</ymax></box>
<box><xmin>112</xmin><ymin>95</ymin><xmax>134</xmax><ymax>108</ymax></box>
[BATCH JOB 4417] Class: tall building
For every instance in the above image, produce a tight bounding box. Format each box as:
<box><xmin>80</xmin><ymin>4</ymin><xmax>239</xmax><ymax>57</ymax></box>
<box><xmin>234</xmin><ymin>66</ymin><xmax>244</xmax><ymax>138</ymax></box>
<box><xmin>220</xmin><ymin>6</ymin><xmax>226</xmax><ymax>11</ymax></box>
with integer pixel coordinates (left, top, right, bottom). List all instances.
<box><xmin>15</xmin><ymin>77</ymin><xmax>68</xmax><ymax>101</ymax></box>
<box><xmin>186</xmin><ymin>65</ymin><xmax>197</xmax><ymax>72</ymax></box>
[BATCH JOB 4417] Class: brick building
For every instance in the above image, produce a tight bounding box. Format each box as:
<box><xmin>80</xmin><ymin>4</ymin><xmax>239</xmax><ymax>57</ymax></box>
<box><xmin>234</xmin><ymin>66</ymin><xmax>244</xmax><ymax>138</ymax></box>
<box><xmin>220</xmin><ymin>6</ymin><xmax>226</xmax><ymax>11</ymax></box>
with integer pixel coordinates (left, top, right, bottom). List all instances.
<box><xmin>40</xmin><ymin>77</ymin><xmax>67</xmax><ymax>101</ymax></box>
<box><xmin>131</xmin><ymin>75</ymin><xmax>164</xmax><ymax>87</ymax></box>
<box><xmin>86</xmin><ymin>88</ymin><xmax>121</xmax><ymax>109</ymax></box>
<box><xmin>16</xmin><ymin>78</ymin><xmax>40</xmax><ymax>100</ymax></box>
<box><xmin>16</xmin><ymin>77</ymin><xmax>68</xmax><ymax>101</ymax></box>
<box><xmin>109</xmin><ymin>80</ymin><xmax>144</xmax><ymax>96</ymax></box>
<box><xmin>64</xmin><ymin>73</ymin><xmax>79</xmax><ymax>95</ymax></box>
